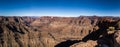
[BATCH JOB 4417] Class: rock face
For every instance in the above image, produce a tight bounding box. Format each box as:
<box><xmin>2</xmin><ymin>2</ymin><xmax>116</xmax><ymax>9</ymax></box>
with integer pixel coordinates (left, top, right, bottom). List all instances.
<box><xmin>114</xmin><ymin>30</ymin><xmax>120</xmax><ymax>47</ymax></box>
<box><xmin>70</xmin><ymin>40</ymin><xmax>97</xmax><ymax>47</ymax></box>
<box><xmin>0</xmin><ymin>16</ymin><xmax>120</xmax><ymax>47</ymax></box>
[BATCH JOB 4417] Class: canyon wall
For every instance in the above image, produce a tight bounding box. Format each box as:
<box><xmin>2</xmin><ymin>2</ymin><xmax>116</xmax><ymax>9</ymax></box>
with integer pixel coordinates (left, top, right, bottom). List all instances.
<box><xmin>0</xmin><ymin>16</ymin><xmax>120</xmax><ymax>47</ymax></box>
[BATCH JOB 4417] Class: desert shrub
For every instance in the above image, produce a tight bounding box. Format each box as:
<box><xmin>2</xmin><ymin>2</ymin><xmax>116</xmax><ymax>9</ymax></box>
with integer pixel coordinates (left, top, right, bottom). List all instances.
<box><xmin>116</xmin><ymin>21</ymin><xmax>120</xmax><ymax>29</ymax></box>
<box><xmin>107</xmin><ymin>26</ymin><xmax>115</xmax><ymax>34</ymax></box>
<box><xmin>108</xmin><ymin>26</ymin><xmax>115</xmax><ymax>31</ymax></box>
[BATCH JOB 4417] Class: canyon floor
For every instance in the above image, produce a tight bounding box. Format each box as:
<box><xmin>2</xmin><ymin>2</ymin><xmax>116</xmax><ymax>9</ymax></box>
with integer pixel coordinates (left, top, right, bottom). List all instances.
<box><xmin>0</xmin><ymin>16</ymin><xmax>120</xmax><ymax>47</ymax></box>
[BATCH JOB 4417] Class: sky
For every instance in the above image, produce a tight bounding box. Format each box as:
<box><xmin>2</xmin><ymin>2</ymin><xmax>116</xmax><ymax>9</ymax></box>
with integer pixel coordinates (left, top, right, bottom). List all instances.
<box><xmin>0</xmin><ymin>0</ymin><xmax>120</xmax><ymax>17</ymax></box>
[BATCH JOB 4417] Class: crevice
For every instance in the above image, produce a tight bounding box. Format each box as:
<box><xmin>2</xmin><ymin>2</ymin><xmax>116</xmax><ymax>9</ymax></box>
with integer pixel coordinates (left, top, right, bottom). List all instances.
<box><xmin>0</xmin><ymin>27</ymin><xmax>3</xmax><ymax>34</ymax></box>
<box><xmin>14</xmin><ymin>34</ymin><xmax>23</xmax><ymax>47</ymax></box>
<box><xmin>6</xmin><ymin>24</ymin><xmax>25</xmax><ymax>34</ymax></box>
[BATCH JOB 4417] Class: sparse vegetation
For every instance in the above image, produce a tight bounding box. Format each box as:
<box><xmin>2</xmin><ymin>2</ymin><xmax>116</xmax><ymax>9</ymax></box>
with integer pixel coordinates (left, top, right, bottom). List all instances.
<box><xmin>107</xmin><ymin>26</ymin><xmax>115</xmax><ymax>31</ymax></box>
<box><xmin>107</xmin><ymin>26</ymin><xmax>115</xmax><ymax>34</ymax></box>
<box><xmin>116</xmin><ymin>21</ymin><xmax>120</xmax><ymax>29</ymax></box>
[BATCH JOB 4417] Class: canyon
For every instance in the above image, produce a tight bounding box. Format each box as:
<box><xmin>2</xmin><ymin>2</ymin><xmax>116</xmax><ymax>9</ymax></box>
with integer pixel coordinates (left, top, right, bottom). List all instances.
<box><xmin>0</xmin><ymin>16</ymin><xmax>120</xmax><ymax>47</ymax></box>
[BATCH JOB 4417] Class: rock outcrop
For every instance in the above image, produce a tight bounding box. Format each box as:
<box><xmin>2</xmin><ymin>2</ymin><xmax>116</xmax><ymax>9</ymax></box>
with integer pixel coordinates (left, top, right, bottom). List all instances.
<box><xmin>70</xmin><ymin>40</ymin><xmax>97</xmax><ymax>47</ymax></box>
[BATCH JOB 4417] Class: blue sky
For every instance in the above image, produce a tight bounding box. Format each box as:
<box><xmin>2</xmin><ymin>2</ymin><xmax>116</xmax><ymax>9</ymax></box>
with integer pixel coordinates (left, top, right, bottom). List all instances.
<box><xmin>0</xmin><ymin>0</ymin><xmax>120</xmax><ymax>17</ymax></box>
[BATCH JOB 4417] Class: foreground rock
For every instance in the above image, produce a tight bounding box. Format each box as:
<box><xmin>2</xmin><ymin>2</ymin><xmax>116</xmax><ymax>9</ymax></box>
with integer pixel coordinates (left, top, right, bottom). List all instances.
<box><xmin>70</xmin><ymin>40</ymin><xmax>97</xmax><ymax>47</ymax></box>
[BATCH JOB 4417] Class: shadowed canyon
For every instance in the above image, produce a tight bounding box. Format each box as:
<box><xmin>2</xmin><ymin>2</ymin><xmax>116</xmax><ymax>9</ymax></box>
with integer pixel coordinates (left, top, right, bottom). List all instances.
<box><xmin>0</xmin><ymin>16</ymin><xmax>120</xmax><ymax>47</ymax></box>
